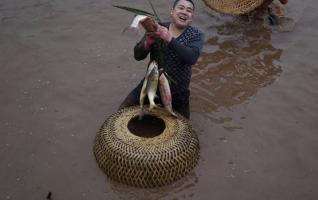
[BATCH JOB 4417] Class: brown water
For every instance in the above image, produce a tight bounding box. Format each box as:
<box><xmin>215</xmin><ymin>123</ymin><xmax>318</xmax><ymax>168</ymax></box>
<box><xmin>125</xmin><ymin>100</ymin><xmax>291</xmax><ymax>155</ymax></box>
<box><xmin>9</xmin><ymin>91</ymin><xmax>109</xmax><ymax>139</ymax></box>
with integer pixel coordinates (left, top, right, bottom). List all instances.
<box><xmin>1</xmin><ymin>0</ymin><xmax>317</xmax><ymax>199</ymax></box>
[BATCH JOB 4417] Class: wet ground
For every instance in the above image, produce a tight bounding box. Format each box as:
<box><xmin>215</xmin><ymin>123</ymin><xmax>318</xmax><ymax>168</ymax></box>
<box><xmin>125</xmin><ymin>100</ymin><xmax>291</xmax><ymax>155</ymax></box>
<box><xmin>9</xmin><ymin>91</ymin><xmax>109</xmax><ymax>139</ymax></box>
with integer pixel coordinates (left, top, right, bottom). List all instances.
<box><xmin>1</xmin><ymin>0</ymin><xmax>318</xmax><ymax>199</ymax></box>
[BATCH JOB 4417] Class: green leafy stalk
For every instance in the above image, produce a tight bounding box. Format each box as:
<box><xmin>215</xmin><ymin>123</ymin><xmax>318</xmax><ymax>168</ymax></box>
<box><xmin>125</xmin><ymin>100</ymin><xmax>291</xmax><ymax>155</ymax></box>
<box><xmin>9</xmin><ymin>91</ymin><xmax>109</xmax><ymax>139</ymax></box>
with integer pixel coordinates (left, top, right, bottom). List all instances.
<box><xmin>158</xmin><ymin>69</ymin><xmax>177</xmax><ymax>85</ymax></box>
<box><xmin>145</xmin><ymin>0</ymin><xmax>164</xmax><ymax>74</ymax></box>
<box><xmin>112</xmin><ymin>5</ymin><xmax>155</xmax><ymax>17</ymax></box>
<box><xmin>164</xmin><ymin>71</ymin><xmax>178</xmax><ymax>85</ymax></box>
<box><xmin>147</xmin><ymin>0</ymin><xmax>161</xmax><ymax>22</ymax></box>
<box><xmin>113</xmin><ymin>2</ymin><xmax>173</xmax><ymax>84</ymax></box>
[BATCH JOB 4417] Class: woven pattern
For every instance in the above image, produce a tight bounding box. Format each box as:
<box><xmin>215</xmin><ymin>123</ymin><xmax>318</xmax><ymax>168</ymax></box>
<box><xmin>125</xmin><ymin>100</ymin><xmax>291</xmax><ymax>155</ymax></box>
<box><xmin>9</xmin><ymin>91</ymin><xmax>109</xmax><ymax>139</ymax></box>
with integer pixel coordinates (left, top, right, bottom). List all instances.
<box><xmin>93</xmin><ymin>106</ymin><xmax>200</xmax><ymax>188</ymax></box>
<box><xmin>203</xmin><ymin>0</ymin><xmax>266</xmax><ymax>15</ymax></box>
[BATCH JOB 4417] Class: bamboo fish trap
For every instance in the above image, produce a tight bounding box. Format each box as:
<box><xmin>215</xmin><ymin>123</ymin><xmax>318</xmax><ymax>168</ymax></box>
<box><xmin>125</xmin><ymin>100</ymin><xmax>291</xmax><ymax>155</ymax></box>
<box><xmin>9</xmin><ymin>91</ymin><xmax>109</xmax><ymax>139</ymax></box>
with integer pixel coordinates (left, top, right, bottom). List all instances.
<box><xmin>93</xmin><ymin>106</ymin><xmax>200</xmax><ymax>188</ymax></box>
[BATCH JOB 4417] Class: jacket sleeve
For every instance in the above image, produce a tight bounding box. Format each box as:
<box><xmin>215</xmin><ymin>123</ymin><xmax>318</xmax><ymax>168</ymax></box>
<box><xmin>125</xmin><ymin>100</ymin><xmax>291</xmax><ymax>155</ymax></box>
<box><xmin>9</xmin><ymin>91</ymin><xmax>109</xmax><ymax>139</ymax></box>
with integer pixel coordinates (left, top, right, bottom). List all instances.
<box><xmin>167</xmin><ymin>31</ymin><xmax>204</xmax><ymax>65</ymax></box>
<box><xmin>134</xmin><ymin>35</ymin><xmax>150</xmax><ymax>61</ymax></box>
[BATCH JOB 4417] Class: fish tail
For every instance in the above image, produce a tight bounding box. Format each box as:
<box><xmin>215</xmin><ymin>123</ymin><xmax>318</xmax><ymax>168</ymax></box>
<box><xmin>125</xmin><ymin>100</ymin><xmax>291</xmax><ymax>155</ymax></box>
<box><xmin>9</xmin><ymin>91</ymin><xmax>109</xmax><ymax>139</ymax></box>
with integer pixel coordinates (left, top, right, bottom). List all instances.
<box><xmin>139</xmin><ymin>104</ymin><xmax>145</xmax><ymax>120</ymax></box>
<box><xmin>138</xmin><ymin>111</ymin><xmax>144</xmax><ymax>120</ymax></box>
<box><xmin>149</xmin><ymin>102</ymin><xmax>157</xmax><ymax>111</ymax></box>
<box><xmin>170</xmin><ymin>111</ymin><xmax>178</xmax><ymax>117</ymax></box>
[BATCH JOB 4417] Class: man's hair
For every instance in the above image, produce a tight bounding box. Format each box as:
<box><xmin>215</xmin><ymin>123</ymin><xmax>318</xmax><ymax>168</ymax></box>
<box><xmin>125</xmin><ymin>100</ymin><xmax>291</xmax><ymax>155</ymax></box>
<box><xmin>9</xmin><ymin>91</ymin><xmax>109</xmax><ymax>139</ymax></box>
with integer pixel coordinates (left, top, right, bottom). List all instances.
<box><xmin>172</xmin><ymin>0</ymin><xmax>195</xmax><ymax>10</ymax></box>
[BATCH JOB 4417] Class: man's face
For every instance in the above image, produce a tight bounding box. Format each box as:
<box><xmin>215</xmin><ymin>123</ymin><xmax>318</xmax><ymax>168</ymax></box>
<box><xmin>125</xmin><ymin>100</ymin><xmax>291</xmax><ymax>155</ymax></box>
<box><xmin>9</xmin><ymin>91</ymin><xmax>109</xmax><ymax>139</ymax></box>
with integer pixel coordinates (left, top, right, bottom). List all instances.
<box><xmin>170</xmin><ymin>0</ymin><xmax>194</xmax><ymax>29</ymax></box>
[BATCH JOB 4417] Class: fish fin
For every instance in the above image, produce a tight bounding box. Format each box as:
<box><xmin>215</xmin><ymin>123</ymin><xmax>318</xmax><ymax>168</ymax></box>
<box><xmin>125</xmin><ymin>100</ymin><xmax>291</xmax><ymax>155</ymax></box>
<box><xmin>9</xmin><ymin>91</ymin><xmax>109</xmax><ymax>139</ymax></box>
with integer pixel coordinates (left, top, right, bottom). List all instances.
<box><xmin>170</xmin><ymin>111</ymin><xmax>178</xmax><ymax>117</ymax></box>
<box><xmin>149</xmin><ymin>103</ymin><xmax>158</xmax><ymax>111</ymax></box>
<box><xmin>138</xmin><ymin>111</ymin><xmax>144</xmax><ymax>120</ymax></box>
<box><xmin>139</xmin><ymin>105</ymin><xmax>145</xmax><ymax>120</ymax></box>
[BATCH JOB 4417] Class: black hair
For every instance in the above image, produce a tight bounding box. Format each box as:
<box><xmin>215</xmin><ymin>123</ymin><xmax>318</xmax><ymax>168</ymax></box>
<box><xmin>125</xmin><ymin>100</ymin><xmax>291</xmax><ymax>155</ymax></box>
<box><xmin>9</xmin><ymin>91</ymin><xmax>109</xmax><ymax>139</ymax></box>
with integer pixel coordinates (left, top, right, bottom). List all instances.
<box><xmin>172</xmin><ymin>0</ymin><xmax>195</xmax><ymax>10</ymax></box>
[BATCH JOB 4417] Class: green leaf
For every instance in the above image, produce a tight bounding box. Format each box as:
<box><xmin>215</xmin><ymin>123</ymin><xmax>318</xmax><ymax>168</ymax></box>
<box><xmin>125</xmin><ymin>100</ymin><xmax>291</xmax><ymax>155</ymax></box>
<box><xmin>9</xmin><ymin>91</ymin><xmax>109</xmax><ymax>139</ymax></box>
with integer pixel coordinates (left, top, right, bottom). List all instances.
<box><xmin>113</xmin><ymin>5</ymin><xmax>155</xmax><ymax>17</ymax></box>
<box><xmin>147</xmin><ymin>0</ymin><xmax>161</xmax><ymax>22</ymax></box>
<box><xmin>164</xmin><ymin>71</ymin><xmax>178</xmax><ymax>85</ymax></box>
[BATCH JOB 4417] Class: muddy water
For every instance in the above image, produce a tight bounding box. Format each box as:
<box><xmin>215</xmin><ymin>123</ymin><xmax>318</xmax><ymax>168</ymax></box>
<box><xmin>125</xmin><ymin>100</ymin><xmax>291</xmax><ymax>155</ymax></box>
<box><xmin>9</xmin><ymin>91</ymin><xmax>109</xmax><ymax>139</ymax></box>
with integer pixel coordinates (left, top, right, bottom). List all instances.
<box><xmin>0</xmin><ymin>0</ymin><xmax>317</xmax><ymax>199</ymax></box>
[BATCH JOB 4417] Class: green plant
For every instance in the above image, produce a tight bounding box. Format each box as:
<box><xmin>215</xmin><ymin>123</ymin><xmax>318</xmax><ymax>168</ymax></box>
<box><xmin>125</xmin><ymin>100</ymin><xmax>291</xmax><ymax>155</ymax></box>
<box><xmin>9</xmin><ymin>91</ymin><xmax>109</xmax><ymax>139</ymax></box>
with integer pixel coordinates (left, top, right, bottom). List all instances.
<box><xmin>113</xmin><ymin>0</ymin><xmax>161</xmax><ymax>22</ymax></box>
<box><xmin>113</xmin><ymin>1</ymin><xmax>176</xmax><ymax>85</ymax></box>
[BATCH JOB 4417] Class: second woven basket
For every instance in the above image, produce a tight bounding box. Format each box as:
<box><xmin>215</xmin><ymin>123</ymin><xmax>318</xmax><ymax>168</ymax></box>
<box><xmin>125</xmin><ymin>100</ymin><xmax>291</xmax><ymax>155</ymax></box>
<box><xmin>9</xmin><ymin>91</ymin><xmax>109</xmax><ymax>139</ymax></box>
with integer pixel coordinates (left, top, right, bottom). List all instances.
<box><xmin>202</xmin><ymin>0</ymin><xmax>267</xmax><ymax>15</ymax></box>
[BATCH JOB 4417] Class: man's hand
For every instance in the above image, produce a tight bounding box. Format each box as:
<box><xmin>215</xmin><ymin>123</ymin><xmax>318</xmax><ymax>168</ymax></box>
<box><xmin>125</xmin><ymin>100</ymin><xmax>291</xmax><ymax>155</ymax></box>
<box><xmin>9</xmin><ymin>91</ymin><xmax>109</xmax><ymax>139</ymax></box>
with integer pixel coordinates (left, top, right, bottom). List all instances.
<box><xmin>140</xmin><ymin>17</ymin><xmax>158</xmax><ymax>32</ymax></box>
<box><xmin>146</xmin><ymin>25</ymin><xmax>173</xmax><ymax>43</ymax></box>
<box><xmin>157</xmin><ymin>26</ymin><xmax>173</xmax><ymax>43</ymax></box>
<box><xmin>144</xmin><ymin>34</ymin><xmax>156</xmax><ymax>50</ymax></box>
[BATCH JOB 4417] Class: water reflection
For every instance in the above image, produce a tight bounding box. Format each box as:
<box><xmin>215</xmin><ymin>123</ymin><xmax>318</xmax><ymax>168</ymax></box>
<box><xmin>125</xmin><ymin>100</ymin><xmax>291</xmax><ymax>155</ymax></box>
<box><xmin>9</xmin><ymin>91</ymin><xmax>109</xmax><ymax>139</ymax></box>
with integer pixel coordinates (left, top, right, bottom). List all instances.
<box><xmin>109</xmin><ymin>171</ymin><xmax>198</xmax><ymax>200</ymax></box>
<box><xmin>191</xmin><ymin>22</ymin><xmax>283</xmax><ymax>121</ymax></box>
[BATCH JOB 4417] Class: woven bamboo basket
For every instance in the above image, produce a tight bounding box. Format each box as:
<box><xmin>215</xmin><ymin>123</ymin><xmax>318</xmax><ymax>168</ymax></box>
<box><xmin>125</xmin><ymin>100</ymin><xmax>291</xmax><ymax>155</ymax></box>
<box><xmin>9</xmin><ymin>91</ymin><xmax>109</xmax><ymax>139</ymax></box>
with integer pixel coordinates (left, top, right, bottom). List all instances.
<box><xmin>202</xmin><ymin>0</ymin><xmax>267</xmax><ymax>15</ymax></box>
<box><xmin>93</xmin><ymin>106</ymin><xmax>200</xmax><ymax>188</ymax></box>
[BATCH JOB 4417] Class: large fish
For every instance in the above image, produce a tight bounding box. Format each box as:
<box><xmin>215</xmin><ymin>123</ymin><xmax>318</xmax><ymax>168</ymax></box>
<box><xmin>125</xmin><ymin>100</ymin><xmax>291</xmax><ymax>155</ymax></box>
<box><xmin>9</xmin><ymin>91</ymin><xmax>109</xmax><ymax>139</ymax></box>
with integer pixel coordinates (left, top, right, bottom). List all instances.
<box><xmin>146</xmin><ymin>64</ymin><xmax>159</xmax><ymax>111</ymax></box>
<box><xmin>139</xmin><ymin>61</ymin><xmax>158</xmax><ymax>119</ymax></box>
<box><xmin>158</xmin><ymin>73</ymin><xmax>177</xmax><ymax>117</ymax></box>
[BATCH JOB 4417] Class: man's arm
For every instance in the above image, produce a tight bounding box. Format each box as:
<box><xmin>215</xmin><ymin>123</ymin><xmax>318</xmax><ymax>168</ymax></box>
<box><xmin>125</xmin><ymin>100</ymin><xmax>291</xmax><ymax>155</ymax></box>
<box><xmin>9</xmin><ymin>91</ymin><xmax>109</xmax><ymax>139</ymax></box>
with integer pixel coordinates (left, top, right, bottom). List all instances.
<box><xmin>134</xmin><ymin>36</ymin><xmax>150</xmax><ymax>61</ymax></box>
<box><xmin>154</xmin><ymin>26</ymin><xmax>204</xmax><ymax>65</ymax></box>
<box><xmin>134</xmin><ymin>33</ymin><xmax>158</xmax><ymax>61</ymax></box>
<box><xmin>168</xmin><ymin>33</ymin><xmax>204</xmax><ymax>65</ymax></box>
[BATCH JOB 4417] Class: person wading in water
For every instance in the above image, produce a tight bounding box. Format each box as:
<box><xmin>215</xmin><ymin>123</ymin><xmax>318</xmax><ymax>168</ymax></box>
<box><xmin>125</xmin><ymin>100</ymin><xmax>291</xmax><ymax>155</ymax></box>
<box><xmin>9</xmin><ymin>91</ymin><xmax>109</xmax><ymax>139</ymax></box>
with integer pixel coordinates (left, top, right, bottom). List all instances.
<box><xmin>119</xmin><ymin>0</ymin><xmax>204</xmax><ymax>119</ymax></box>
<box><xmin>249</xmin><ymin>0</ymin><xmax>289</xmax><ymax>24</ymax></box>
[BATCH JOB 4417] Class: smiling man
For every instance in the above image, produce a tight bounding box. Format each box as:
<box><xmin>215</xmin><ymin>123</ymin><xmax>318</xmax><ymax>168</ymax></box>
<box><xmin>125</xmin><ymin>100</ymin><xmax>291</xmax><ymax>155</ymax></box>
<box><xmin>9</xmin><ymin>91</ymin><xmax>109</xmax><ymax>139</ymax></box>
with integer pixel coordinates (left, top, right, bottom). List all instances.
<box><xmin>119</xmin><ymin>0</ymin><xmax>204</xmax><ymax>119</ymax></box>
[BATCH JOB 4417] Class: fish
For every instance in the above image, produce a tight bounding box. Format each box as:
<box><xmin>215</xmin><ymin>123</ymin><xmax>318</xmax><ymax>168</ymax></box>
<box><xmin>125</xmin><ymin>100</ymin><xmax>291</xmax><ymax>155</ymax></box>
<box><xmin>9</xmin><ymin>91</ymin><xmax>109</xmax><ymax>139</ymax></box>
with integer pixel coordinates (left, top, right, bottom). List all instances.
<box><xmin>158</xmin><ymin>73</ymin><xmax>177</xmax><ymax>117</ymax></box>
<box><xmin>139</xmin><ymin>61</ymin><xmax>158</xmax><ymax>119</ymax></box>
<box><xmin>146</xmin><ymin>63</ymin><xmax>159</xmax><ymax>111</ymax></box>
<box><xmin>124</xmin><ymin>15</ymin><xmax>158</xmax><ymax>33</ymax></box>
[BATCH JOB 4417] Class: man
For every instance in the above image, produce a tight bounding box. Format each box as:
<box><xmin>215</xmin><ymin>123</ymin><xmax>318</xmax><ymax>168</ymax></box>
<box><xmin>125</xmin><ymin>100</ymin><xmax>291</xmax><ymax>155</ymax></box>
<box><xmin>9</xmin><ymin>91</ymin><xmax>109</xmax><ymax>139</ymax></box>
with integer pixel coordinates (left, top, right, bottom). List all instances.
<box><xmin>119</xmin><ymin>0</ymin><xmax>204</xmax><ymax>119</ymax></box>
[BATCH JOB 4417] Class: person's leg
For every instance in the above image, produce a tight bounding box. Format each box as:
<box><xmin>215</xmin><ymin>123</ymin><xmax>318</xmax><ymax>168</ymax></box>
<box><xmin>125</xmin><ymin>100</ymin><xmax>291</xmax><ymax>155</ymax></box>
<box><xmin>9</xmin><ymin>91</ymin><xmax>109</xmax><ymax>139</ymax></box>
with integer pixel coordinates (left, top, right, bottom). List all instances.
<box><xmin>258</xmin><ymin>0</ymin><xmax>274</xmax><ymax>10</ymax></box>
<box><xmin>174</xmin><ymin>100</ymin><xmax>190</xmax><ymax>119</ymax></box>
<box><xmin>247</xmin><ymin>0</ymin><xmax>273</xmax><ymax>22</ymax></box>
<box><xmin>172</xmin><ymin>92</ymin><xmax>190</xmax><ymax>119</ymax></box>
<box><xmin>118</xmin><ymin>82</ymin><xmax>143</xmax><ymax>110</ymax></box>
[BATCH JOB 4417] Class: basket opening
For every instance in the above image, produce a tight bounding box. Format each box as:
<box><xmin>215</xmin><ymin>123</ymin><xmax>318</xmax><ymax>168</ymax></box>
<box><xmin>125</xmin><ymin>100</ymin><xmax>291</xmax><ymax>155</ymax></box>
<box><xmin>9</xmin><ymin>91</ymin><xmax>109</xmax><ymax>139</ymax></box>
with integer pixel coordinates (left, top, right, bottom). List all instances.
<box><xmin>128</xmin><ymin>114</ymin><xmax>166</xmax><ymax>138</ymax></box>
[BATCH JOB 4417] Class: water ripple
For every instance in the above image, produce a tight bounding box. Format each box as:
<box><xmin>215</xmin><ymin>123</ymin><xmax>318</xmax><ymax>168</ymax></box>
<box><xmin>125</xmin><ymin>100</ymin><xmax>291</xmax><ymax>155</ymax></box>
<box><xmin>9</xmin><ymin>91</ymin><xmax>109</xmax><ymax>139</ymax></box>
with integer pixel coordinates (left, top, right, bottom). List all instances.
<box><xmin>191</xmin><ymin>22</ymin><xmax>283</xmax><ymax>116</ymax></box>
